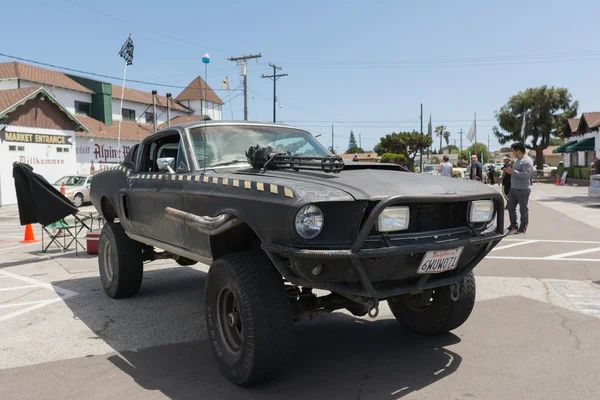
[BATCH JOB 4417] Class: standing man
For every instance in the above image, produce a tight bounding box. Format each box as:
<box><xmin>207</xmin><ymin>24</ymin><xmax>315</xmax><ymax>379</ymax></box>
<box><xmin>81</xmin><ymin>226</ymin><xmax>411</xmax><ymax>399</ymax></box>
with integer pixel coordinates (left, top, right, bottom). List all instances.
<box><xmin>470</xmin><ymin>155</ymin><xmax>483</xmax><ymax>181</ymax></box>
<box><xmin>438</xmin><ymin>155</ymin><xmax>453</xmax><ymax>177</ymax></box>
<box><xmin>504</xmin><ymin>142</ymin><xmax>533</xmax><ymax>234</ymax></box>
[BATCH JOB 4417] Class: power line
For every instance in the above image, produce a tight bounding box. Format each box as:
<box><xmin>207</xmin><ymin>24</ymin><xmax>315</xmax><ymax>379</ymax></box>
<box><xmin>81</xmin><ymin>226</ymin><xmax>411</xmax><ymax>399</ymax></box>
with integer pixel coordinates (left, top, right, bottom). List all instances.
<box><xmin>0</xmin><ymin>52</ymin><xmax>237</xmax><ymax>91</ymax></box>
<box><xmin>63</xmin><ymin>0</ymin><xmax>233</xmax><ymax>54</ymax></box>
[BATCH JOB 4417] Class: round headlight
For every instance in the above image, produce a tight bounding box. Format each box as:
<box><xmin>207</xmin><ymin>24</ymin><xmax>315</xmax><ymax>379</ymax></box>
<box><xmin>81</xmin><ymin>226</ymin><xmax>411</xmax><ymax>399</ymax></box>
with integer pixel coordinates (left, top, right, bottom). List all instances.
<box><xmin>295</xmin><ymin>204</ymin><xmax>324</xmax><ymax>239</ymax></box>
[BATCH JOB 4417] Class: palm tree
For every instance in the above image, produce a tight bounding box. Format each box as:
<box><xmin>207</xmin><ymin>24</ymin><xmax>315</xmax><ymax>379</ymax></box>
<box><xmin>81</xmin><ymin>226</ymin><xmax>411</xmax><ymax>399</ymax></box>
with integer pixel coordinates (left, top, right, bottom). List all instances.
<box><xmin>434</xmin><ymin>125</ymin><xmax>450</xmax><ymax>153</ymax></box>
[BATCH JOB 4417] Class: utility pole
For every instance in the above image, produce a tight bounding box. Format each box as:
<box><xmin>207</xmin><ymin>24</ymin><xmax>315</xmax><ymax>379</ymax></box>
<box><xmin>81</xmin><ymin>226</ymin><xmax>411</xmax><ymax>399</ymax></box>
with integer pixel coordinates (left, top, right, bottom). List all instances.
<box><xmin>420</xmin><ymin>103</ymin><xmax>423</xmax><ymax>172</ymax></box>
<box><xmin>261</xmin><ymin>63</ymin><xmax>288</xmax><ymax>123</ymax></box>
<box><xmin>359</xmin><ymin>133</ymin><xmax>362</xmax><ymax>149</ymax></box>
<box><xmin>227</xmin><ymin>53</ymin><xmax>262</xmax><ymax>120</ymax></box>
<box><xmin>459</xmin><ymin>129</ymin><xmax>463</xmax><ymax>152</ymax></box>
<box><xmin>331</xmin><ymin>124</ymin><xmax>334</xmax><ymax>154</ymax></box>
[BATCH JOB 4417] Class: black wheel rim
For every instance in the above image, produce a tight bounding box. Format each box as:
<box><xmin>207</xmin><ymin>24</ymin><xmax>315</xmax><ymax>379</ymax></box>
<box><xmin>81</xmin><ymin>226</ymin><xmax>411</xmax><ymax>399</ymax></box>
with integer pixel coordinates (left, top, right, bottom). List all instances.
<box><xmin>403</xmin><ymin>289</ymin><xmax>435</xmax><ymax>312</ymax></box>
<box><xmin>216</xmin><ymin>287</ymin><xmax>243</xmax><ymax>355</ymax></box>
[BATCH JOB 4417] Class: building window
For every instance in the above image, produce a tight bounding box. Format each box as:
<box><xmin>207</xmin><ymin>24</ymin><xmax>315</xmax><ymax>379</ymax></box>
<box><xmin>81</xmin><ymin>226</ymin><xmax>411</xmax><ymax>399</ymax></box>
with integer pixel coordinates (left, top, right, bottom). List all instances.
<box><xmin>122</xmin><ymin>108</ymin><xmax>136</xmax><ymax>122</ymax></box>
<box><xmin>8</xmin><ymin>145</ymin><xmax>25</xmax><ymax>152</ymax></box>
<box><xmin>75</xmin><ymin>101</ymin><xmax>92</xmax><ymax>116</ymax></box>
<box><xmin>145</xmin><ymin>112</ymin><xmax>154</xmax><ymax>124</ymax></box>
<box><xmin>56</xmin><ymin>147</ymin><xmax>70</xmax><ymax>153</ymax></box>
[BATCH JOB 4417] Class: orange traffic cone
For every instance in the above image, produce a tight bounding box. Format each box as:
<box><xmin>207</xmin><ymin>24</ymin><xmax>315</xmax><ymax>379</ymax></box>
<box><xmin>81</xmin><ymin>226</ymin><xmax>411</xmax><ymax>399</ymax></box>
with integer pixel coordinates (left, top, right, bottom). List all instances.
<box><xmin>556</xmin><ymin>174</ymin><xmax>561</xmax><ymax>185</ymax></box>
<box><xmin>20</xmin><ymin>224</ymin><xmax>38</xmax><ymax>243</ymax></box>
<box><xmin>60</xmin><ymin>182</ymin><xmax>66</xmax><ymax>195</ymax></box>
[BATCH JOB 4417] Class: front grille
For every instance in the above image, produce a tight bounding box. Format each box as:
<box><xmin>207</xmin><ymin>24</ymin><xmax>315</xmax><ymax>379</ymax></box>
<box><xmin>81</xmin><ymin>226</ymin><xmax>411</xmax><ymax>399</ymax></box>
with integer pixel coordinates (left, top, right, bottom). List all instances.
<box><xmin>364</xmin><ymin>201</ymin><xmax>471</xmax><ymax>235</ymax></box>
<box><xmin>408</xmin><ymin>202</ymin><xmax>469</xmax><ymax>232</ymax></box>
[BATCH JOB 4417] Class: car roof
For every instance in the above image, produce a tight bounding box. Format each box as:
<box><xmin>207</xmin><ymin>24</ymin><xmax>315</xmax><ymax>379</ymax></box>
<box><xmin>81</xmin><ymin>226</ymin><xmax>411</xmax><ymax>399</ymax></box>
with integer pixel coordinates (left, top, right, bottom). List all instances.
<box><xmin>152</xmin><ymin>120</ymin><xmax>309</xmax><ymax>135</ymax></box>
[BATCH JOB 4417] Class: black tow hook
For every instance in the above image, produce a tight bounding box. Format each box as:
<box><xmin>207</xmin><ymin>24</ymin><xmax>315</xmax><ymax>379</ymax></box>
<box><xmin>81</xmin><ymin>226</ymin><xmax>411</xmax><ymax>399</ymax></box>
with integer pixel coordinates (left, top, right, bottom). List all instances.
<box><xmin>366</xmin><ymin>299</ymin><xmax>379</xmax><ymax>318</ymax></box>
<box><xmin>449</xmin><ymin>282</ymin><xmax>461</xmax><ymax>301</ymax></box>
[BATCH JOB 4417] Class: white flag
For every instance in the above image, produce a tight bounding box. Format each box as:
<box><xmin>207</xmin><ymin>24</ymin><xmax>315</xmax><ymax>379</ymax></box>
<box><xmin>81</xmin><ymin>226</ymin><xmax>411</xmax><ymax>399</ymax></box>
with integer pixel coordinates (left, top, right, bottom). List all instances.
<box><xmin>467</xmin><ymin>120</ymin><xmax>476</xmax><ymax>142</ymax></box>
<box><xmin>520</xmin><ymin>113</ymin><xmax>526</xmax><ymax>138</ymax></box>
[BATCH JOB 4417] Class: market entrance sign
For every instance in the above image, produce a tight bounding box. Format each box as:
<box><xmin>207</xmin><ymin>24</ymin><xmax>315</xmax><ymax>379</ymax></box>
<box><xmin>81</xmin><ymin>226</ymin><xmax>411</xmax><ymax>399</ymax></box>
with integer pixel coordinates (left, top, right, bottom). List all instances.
<box><xmin>0</xmin><ymin>131</ymin><xmax>72</xmax><ymax>145</ymax></box>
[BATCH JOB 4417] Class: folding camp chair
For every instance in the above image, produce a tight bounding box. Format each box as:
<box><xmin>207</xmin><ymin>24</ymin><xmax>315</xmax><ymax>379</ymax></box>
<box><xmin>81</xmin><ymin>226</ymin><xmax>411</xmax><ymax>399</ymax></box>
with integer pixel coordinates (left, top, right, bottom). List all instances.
<box><xmin>41</xmin><ymin>214</ymin><xmax>90</xmax><ymax>255</ymax></box>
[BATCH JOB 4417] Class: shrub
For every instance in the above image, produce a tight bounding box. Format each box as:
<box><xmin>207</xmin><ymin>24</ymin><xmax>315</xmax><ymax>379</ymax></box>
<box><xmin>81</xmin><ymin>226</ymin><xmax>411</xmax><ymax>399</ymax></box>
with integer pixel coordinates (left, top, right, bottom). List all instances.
<box><xmin>380</xmin><ymin>153</ymin><xmax>407</xmax><ymax>166</ymax></box>
<box><xmin>567</xmin><ymin>166</ymin><xmax>577</xmax><ymax>178</ymax></box>
<box><xmin>451</xmin><ymin>171</ymin><xmax>463</xmax><ymax>179</ymax></box>
<box><xmin>581</xmin><ymin>168</ymin><xmax>590</xmax><ymax>180</ymax></box>
<box><xmin>574</xmin><ymin>167</ymin><xmax>582</xmax><ymax>179</ymax></box>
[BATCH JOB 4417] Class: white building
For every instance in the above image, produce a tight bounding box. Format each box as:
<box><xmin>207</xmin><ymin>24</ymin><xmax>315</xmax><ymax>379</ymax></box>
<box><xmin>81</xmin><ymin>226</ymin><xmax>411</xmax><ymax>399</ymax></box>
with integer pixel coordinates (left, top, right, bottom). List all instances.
<box><xmin>0</xmin><ymin>61</ymin><xmax>222</xmax><ymax>206</ymax></box>
<box><xmin>556</xmin><ymin>114</ymin><xmax>600</xmax><ymax>167</ymax></box>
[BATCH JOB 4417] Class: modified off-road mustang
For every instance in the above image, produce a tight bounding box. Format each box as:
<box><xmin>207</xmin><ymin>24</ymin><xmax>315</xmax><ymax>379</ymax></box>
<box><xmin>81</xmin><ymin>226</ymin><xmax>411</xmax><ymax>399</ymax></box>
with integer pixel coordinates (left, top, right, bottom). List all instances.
<box><xmin>90</xmin><ymin>121</ymin><xmax>505</xmax><ymax>385</ymax></box>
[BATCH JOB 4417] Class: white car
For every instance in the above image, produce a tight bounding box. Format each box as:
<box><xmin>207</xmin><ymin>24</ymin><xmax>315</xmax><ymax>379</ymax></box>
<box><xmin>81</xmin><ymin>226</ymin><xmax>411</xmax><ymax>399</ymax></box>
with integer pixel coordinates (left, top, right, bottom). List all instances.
<box><xmin>589</xmin><ymin>175</ymin><xmax>600</xmax><ymax>198</ymax></box>
<box><xmin>421</xmin><ymin>164</ymin><xmax>439</xmax><ymax>175</ymax></box>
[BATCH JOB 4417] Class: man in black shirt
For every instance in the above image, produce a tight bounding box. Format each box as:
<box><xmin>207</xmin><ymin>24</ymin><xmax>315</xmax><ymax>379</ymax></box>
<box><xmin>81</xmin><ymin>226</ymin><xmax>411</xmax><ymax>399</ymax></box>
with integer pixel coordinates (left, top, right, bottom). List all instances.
<box><xmin>470</xmin><ymin>155</ymin><xmax>483</xmax><ymax>181</ymax></box>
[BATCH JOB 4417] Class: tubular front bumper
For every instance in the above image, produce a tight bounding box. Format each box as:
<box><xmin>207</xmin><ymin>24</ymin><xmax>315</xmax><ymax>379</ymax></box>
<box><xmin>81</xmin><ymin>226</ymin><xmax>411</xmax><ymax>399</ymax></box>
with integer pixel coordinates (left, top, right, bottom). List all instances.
<box><xmin>262</xmin><ymin>193</ymin><xmax>506</xmax><ymax>299</ymax></box>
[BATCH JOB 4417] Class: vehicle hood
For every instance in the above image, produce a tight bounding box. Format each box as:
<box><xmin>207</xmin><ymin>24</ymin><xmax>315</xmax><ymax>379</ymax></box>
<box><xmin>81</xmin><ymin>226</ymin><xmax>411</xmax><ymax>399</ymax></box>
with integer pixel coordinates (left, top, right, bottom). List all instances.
<box><xmin>260</xmin><ymin>169</ymin><xmax>496</xmax><ymax>201</ymax></box>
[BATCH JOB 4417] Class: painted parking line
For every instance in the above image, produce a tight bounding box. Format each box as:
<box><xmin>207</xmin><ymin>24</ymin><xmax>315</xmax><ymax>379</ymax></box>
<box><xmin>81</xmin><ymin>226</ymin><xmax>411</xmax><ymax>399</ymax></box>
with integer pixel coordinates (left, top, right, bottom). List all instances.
<box><xmin>492</xmin><ymin>240</ymin><xmax>538</xmax><ymax>252</ymax></box>
<box><xmin>543</xmin><ymin>247</ymin><xmax>600</xmax><ymax>260</ymax></box>
<box><xmin>0</xmin><ymin>270</ymin><xmax>78</xmax><ymax>322</ymax></box>
<box><xmin>503</xmin><ymin>239</ymin><xmax>600</xmax><ymax>244</ymax></box>
<box><xmin>486</xmin><ymin>256</ymin><xmax>600</xmax><ymax>262</ymax></box>
<box><xmin>0</xmin><ymin>285</ymin><xmax>39</xmax><ymax>292</ymax></box>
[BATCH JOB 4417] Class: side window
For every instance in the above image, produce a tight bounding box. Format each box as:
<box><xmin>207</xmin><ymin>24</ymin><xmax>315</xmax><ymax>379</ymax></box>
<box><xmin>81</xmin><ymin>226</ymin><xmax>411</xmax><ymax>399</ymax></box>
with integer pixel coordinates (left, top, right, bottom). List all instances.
<box><xmin>139</xmin><ymin>131</ymin><xmax>189</xmax><ymax>173</ymax></box>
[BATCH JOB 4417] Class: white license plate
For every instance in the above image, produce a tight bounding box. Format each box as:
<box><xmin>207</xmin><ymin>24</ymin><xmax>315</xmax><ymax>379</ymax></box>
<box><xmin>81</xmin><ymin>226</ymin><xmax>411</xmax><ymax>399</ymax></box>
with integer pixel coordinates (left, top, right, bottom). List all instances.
<box><xmin>417</xmin><ymin>247</ymin><xmax>464</xmax><ymax>274</ymax></box>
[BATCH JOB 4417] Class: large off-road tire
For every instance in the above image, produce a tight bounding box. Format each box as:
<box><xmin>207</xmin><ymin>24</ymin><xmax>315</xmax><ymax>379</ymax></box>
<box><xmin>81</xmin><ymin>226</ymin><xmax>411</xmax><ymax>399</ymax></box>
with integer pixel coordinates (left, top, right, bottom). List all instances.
<box><xmin>98</xmin><ymin>222</ymin><xmax>143</xmax><ymax>298</ymax></box>
<box><xmin>388</xmin><ymin>271</ymin><xmax>476</xmax><ymax>335</ymax></box>
<box><xmin>205</xmin><ymin>251</ymin><xmax>294</xmax><ymax>385</ymax></box>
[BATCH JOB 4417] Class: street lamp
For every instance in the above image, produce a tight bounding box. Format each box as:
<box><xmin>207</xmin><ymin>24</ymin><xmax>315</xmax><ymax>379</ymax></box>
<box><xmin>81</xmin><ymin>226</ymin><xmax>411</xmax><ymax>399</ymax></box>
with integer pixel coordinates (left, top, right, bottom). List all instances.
<box><xmin>201</xmin><ymin>53</ymin><xmax>210</xmax><ymax>117</ymax></box>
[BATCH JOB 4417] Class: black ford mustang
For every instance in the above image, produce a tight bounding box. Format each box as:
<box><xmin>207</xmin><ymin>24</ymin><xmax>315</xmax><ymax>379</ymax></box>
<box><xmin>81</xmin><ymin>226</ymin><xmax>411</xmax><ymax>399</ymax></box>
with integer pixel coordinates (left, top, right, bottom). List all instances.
<box><xmin>90</xmin><ymin>121</ymin><xmax>505</xmax><ymax>385</ymax></box>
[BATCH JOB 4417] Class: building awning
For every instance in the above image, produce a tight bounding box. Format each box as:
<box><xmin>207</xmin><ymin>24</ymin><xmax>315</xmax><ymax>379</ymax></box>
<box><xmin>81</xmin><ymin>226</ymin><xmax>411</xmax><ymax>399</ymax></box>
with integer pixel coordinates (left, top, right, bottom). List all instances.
<box><xmin>568</xmin><ymin>137</ymin><xmax>595</xmax><ymax>152</ymax></box>
<box><xmin>552</xmin><ymin>140</ymin><xmax>577</xmax><ymax>153</ymax></box>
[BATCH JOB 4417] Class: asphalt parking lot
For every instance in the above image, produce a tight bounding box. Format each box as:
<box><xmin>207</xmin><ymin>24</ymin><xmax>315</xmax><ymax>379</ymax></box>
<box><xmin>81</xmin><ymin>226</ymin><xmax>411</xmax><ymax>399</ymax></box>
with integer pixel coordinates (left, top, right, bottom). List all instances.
<box><xmin>1</xmin><ymin>185</ymin><xmax>600</xmax><ymax>400</ymax></box>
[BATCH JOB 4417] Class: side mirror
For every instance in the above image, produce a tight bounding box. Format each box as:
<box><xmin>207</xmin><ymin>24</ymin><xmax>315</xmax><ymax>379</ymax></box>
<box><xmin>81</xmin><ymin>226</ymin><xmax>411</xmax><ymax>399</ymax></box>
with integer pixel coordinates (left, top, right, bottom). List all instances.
<box><xmin>157</xmin><ymin>157</ymin><xmax>175</xmax><ymax>173</ymax></box>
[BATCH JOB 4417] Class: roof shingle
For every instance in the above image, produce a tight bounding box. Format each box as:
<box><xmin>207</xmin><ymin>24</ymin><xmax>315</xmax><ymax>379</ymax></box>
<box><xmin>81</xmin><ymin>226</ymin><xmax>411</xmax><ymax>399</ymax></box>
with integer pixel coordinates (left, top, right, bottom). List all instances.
<box><xmin>0</xmin><ymin>62</ymin><xmax>94</xmax><ymax>94</ymax></box>
<box><xmin>582</xmin><ymin>112</ymin><xmax>600</xmax><ymax>128</ymax></box>
<box><xmin>76</xmin><ymin>115</ymin><xmax>154</xmax><ymax>141</ymax></box>
<box><xmin>175</xmin><ymin>76</ymin><xmax>224</xmax><ymax>104</ymax></box>
<box><xmin>568</xmin><ymin>118</ymin><xmax>580</xmax><ymax>133</ymax></box>
<box><xmin>111</xmin><ymin>85</ymin><xmax>189</xmax><ymax>112</ymax></box>
<box><xmin>0</xmin><ymin>87</ymin><xmax>40</xmax><ymax>113</ymax></box>
<box><xmin>157</xmin><ymin>115</ymin><xmax>207</xmax><ymax>129</ymax></box>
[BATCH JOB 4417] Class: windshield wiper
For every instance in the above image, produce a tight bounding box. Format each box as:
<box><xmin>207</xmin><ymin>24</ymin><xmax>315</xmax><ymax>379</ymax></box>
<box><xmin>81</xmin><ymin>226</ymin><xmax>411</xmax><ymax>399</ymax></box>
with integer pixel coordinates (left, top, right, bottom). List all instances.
<box><xmin>210</xmin><ymin>159</ymin><xmax>248</xmax><ymax>167</ymax></box>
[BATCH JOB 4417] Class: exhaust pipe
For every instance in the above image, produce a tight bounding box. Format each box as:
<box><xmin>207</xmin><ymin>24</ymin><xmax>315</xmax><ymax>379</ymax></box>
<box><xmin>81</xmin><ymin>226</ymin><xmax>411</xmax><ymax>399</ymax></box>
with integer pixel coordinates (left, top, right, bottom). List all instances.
<box><xmin>164</xmin><ymin>207</ymin><xmax>244</xmax><ymax>235</ymax></box>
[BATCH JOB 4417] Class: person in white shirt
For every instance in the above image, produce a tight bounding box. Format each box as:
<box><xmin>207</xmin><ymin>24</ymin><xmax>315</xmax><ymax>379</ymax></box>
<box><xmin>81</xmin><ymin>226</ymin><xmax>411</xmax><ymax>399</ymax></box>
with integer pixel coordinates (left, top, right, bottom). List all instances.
<box><xmin>438</xmin><ymin>155</ymin><xmax>453</xmax><ymax>177</ymax></box>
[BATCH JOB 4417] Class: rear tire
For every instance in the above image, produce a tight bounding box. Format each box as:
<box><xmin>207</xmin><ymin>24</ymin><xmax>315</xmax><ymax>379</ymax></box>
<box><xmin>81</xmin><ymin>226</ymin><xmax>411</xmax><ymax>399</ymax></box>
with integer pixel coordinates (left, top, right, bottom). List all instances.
<box><xmin>388</xmin><ymin>272</ymin><xmax>476</xmax><ymax>335</ymax></box>
<box><xmin>98</xmin><ymin>223</ymin><xmax>143</xmax><ymax>298</ymax></box>
<box><xmin>205</xmin><ymin>251</ymin><xmax>294</xmax><ymax>385</ymax></box>
<box><xmin>73</xmin><ymin>193</ymin><xmax>84</xmax><ymax>207</ymax></box>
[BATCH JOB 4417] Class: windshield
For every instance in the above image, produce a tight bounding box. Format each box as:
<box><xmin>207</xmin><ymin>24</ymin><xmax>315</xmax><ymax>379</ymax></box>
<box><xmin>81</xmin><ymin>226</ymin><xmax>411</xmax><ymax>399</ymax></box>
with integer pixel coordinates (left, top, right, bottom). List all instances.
<box><xmin>188</xmin><ymin>125</ymin><xmax>330</xmax><ymax>169</ymax></box>
<box><xmin>54</xmin><ymin>176</ymin><xmax>86</xmax><ymax>186</ymax></box>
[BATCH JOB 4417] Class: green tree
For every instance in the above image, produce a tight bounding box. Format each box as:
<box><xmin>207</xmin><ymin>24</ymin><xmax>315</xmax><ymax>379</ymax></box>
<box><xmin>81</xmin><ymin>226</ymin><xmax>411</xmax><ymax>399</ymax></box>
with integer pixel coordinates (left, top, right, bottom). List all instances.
<box><xmin>345</xmin><ymin>130</ymin><xmax>364</xmax><ymax>154</ymax></box>
<box><xmin>432</xmin><ymin>156</ymin><xmax>441</xmax><ymax>164</ymax></box>
<box><xmin>434</xmin><ymin>125</ymin><xmax>450</xmax><ymax>153</ymax></box>
<box><xmin>442</xmin><ymin>144</ymin><xmax>460</xmax><ymax>153</ymax></box>
<box><xmin>550</xmin><ymin>137</ymin><xmax>564</xmax><ymax>146</ymax></box>
<box><xmin>373</xmin><ymin>143</ymin><xmax>385</xmax><ymax>156</ymax></box>
<box><xmin>499</xmin><ymin>146</ymin><xmax>512</xmax><ymax>153</ymax></box>
<box><xmin>465</xmin><ymin>143</ymin><xmax>490</xmax><ymax>163</ymax></box>
<box><xmin>492</xmin><ymin>86</ymin><xmax>578</xmax><ymax>169</ymax></box>
<box><xmin>377</xmin><ymin>130</ymin><xmax>433</xmax><ymax>169</ymax></box>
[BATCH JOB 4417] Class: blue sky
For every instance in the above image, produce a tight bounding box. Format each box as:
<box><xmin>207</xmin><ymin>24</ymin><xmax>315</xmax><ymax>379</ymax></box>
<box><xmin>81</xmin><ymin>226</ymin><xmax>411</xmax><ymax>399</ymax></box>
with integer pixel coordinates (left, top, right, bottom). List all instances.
<box><xmin>2</xmin><ymin>0</ymin><xmax>599</xmax><ymax>152</ymax></box>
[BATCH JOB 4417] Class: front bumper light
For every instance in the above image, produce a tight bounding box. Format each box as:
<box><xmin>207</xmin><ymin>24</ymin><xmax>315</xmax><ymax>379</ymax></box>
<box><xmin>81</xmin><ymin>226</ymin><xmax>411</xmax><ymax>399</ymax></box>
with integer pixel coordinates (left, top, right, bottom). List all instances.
<box><xmin>470</xmin><ymin>200</ymin><xmax>494</xmax><ymax>222</ymax></box>
<box><xmin>295</xmin><ymin>204</ymin><xmax>324</xmax><ymax>239</ymax></box>
<box><xmin>377</xmin><ymin>206</ymin><xmax>410</xmax><ymax>232</ymax></box>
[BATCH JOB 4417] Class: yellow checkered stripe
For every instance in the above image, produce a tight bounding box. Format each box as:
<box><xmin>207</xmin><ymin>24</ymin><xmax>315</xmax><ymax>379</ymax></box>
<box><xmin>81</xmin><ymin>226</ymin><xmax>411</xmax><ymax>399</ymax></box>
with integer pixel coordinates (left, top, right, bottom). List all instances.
<box><xmin>98</xmin><ymin>165</ymin><xmax>131</xmax><ymax>176</ymax></box>
<box><xmin>129</xmin><ymin>173</ymin><xmax>294</xmax><ymax>198</ymax></box>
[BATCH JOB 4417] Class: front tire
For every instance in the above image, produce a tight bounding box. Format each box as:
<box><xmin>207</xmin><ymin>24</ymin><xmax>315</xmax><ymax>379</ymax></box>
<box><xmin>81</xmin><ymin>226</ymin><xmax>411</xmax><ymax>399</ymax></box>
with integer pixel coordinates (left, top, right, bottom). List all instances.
<box><xmin>388</xmin><ymin>271</ymin><xmax>476</xmax><ymax>335</ymax></box>
<box><xmin>205</xmin><ymin>252</ymin><xmax>294</xmax><ymax>385</ymax></box>
<box><xmin>73</xmin><ymin>193</ymin><xmax>84</xmax><ymax>207</ymax></box>
<box><xmin>98</xmin><ymin>223</ymin><xmax>143</xmax><ymax>298</ymax></box>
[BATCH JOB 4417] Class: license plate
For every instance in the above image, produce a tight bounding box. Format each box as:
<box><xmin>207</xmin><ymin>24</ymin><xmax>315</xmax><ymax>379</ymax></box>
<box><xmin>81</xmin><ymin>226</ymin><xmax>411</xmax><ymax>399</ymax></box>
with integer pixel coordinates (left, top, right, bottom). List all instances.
<box><xmin>417</xmin><ymin>247</ymin><xmax>464</xmax><ymax>274</ymax></box>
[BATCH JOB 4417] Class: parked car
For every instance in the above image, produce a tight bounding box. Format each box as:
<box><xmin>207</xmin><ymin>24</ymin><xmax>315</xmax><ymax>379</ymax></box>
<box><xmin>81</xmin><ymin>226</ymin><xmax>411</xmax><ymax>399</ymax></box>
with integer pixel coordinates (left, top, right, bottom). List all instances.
<box><xmin>589</xmin><ymin>174</ymin><xmax>600</xmax><ymax>198</ymax></box>
<box><xmin>421</xmin><ymin>164</ymin><xmax>439</xmax><ymax>175</ymax></box>
<box><xmin>52</xmin><ymin>175</ymin><xmax>92</xmax><ymax>207</ymax></box>
<box><xmin>90</xmin><ymin>121</ymin><xmax>506</xmax><ymax>385</ymax></box>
